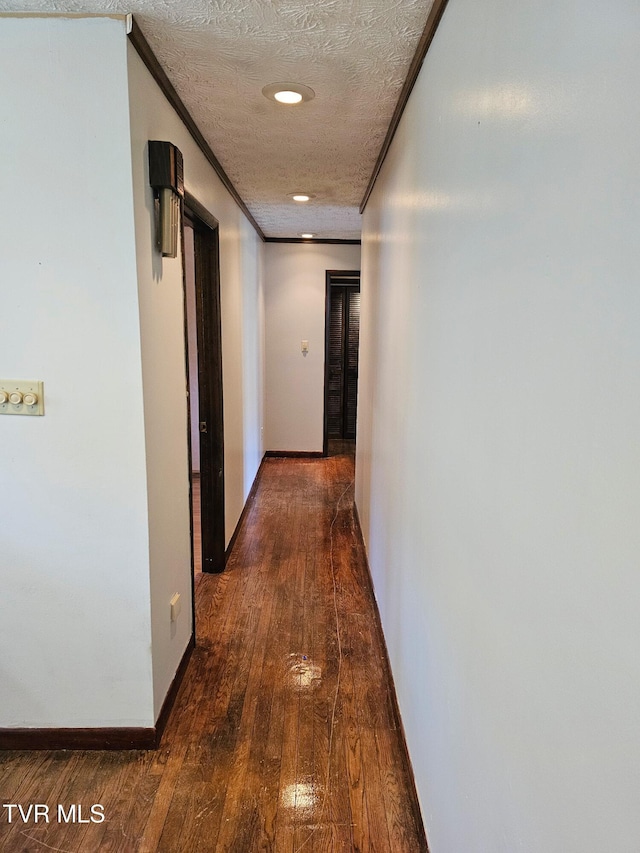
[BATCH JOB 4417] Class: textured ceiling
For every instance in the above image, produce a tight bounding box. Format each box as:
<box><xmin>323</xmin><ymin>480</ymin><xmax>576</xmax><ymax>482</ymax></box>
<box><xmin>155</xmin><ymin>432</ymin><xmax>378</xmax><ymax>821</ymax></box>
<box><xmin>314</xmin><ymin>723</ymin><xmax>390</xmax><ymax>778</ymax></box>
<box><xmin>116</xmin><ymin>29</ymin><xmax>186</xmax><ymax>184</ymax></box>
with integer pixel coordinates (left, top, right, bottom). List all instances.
<box><xmin>0</xmin><ymin>1</ymin><xmax>436</xmax><ymax>238</ymax></box>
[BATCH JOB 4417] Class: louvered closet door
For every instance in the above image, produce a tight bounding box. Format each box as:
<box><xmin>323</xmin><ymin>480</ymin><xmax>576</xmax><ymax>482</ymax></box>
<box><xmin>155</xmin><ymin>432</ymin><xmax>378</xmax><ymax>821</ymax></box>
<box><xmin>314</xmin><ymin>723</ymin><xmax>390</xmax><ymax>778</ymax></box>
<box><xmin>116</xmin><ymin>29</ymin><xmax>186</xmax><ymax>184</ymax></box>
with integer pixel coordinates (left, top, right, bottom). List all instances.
<box><xmin>327</xmin><ymin>288</ymin><xmax>346</xmax><ymax>438</ymax></box>
<box><xmin>327</xmin><ymin>285</ymin><xmax>360</xmax><ymax>440</ymax></box>
<box><xmin>344</xmin><ymin>288</ymin><xmax>360</xmax><ymax>439</ymax></box>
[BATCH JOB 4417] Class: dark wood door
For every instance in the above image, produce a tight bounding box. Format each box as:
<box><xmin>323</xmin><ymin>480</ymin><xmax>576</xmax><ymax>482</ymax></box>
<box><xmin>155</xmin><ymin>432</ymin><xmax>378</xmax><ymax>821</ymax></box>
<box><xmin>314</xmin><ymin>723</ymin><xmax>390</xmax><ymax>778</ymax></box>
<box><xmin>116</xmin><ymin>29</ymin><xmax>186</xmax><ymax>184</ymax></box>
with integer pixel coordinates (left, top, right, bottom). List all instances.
<box><xmin>324</xmin><ymin>272</ymin><xmax>361</xmax><ymax>452</ymax></box>
<box><xmin>186</xmin><ymin>207</ymin><xmax>225</xmax><ymax>573</ymax></box>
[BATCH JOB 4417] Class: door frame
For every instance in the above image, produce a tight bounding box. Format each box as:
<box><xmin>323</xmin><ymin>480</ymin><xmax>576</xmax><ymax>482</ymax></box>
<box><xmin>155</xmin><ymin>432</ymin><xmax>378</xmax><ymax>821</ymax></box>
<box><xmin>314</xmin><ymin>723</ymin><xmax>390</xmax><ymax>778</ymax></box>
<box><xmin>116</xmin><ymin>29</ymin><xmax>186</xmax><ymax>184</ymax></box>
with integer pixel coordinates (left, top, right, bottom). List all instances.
<box><xmin>182</xmin><ymin>191</ymin><xmax>226</xmax><ymax>575</ymax></box>
<box><xmin>322</xmin><ymin>269</ymin><xmax>361</xmax><ymax>456</ymax></box>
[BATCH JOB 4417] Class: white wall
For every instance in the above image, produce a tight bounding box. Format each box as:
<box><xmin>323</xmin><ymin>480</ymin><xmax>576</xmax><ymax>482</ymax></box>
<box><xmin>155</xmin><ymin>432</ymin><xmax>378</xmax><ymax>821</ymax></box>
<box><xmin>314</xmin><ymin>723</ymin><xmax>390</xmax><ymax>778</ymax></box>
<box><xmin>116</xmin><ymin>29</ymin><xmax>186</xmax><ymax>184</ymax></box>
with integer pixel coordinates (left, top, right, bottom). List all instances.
<box><xmin>264</xmin><ymin>243</ymin><xmax>360</xmax><ymax>452</ymax></box>
<box><xmin>0</xmin><ymin>17</ymin><xmax>153</xmax><ymax>727</ymax></box>
<box><xmin>356</xmin><ymin>1</ymin><xmax>640</xmax><ymax>851</ymax></box>
<box><xmin>0</xmin><ymin>16</ymin><xmax>265</xmax><ymax>730</ymax></box>
<box><xmin>219</xmin><ymin>214</ymin><xmax>264</xmax><ymax>532</ymax></box>
<box><xmin>241</xmin><ymin>226</ymin><xmax>265</xmax><ymax>494</ymax></box>
<box><xmin>127</xmin><ymin>44</ymin><xmax>265</xmax><ymax>716</ymax></box>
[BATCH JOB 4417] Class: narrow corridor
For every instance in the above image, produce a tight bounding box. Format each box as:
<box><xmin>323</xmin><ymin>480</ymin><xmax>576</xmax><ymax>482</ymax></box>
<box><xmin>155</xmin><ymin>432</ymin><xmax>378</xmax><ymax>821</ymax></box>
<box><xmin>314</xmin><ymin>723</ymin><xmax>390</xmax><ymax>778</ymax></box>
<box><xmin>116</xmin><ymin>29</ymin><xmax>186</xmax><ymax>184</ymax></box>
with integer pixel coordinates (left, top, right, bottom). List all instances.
<box><xmin>0</xmin><ymin>452</ymin><xmax>426</xmax><ymax>852</ymax></box>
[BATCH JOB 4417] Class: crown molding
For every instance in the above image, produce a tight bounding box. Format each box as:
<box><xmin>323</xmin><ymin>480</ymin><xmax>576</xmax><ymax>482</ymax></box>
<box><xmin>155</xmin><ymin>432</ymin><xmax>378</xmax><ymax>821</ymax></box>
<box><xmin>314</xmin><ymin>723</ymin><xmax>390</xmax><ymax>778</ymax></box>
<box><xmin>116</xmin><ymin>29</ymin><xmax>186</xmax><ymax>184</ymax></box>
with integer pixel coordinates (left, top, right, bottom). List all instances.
<box><xmin>264</xmin><ymin>238</ymin><xmax>361</xmax><ymax>245</ymax></box>
<box><xmin>360</xmin><ymin>0</ymin><xmax>450</xmax><ymax>213</ymax></box>
<box><xmin>128</xmin><ymin>17</ymin><xmax>266</xmax><ymax>242</ymax></box>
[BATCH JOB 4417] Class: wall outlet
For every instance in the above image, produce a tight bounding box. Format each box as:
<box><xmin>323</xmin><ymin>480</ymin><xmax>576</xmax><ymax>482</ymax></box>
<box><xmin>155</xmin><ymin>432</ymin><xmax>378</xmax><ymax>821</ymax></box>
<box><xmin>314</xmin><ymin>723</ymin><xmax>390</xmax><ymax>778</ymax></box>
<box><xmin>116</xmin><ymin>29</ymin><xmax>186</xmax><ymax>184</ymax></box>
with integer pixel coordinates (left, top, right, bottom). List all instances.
<box><xmin>170</xmin><ymin>593</ymin><xmax>181</xmax><ymax>623</ymax></box>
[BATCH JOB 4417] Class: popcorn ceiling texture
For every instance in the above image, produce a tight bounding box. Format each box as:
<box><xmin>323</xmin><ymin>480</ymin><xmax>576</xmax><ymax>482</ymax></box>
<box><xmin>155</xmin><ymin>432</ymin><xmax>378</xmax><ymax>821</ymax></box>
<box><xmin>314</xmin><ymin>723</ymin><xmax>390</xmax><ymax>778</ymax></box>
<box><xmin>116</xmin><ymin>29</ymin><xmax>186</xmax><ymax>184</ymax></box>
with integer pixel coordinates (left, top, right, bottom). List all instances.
<box><xmin>0</xmin><ymin>0</ymin><xmax>436</xmax><ymax>238</ymax></box>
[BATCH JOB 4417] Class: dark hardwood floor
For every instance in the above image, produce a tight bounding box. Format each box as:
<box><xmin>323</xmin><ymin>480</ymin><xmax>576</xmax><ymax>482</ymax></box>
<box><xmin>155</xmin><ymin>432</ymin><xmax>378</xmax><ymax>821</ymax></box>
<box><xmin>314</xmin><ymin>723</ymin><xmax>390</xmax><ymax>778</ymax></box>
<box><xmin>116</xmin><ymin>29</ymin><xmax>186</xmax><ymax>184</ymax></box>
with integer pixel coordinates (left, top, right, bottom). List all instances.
<box><xmin>0</xmin><ymin>451</ymin><xmax>427</xmax><ymax>852</ymax></box>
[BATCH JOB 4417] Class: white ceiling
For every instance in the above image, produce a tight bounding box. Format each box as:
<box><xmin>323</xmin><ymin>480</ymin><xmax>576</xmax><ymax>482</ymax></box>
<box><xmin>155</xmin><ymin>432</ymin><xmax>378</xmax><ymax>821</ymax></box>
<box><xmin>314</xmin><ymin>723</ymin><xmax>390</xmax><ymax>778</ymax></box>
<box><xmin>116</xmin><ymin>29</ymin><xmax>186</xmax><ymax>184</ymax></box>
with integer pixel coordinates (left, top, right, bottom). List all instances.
<box><xmin>1</xmin><ymin>1</ymin><xmax>436</xmax><ymax>238</ymax></box>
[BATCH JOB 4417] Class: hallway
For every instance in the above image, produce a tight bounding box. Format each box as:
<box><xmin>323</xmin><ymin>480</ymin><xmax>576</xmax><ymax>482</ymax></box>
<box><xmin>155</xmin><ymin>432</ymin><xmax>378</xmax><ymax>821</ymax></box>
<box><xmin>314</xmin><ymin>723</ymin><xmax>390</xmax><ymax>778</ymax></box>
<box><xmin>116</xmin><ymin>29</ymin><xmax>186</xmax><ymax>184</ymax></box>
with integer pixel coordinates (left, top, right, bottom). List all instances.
<box><xmin>0</xmin><ymin>452</ymin><xmax>426</xmax><ymax>852</ymax></box>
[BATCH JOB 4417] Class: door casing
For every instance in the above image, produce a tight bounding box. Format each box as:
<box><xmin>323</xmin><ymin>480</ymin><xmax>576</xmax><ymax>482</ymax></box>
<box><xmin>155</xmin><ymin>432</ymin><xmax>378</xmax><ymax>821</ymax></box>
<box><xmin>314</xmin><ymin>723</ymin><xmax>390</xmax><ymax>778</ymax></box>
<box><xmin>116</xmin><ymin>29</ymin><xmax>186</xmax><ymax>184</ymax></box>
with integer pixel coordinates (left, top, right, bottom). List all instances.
<box><xmin>183</xmin><ymin>194</ymin><xmax>225</xmax><ymax>574</ymax></box>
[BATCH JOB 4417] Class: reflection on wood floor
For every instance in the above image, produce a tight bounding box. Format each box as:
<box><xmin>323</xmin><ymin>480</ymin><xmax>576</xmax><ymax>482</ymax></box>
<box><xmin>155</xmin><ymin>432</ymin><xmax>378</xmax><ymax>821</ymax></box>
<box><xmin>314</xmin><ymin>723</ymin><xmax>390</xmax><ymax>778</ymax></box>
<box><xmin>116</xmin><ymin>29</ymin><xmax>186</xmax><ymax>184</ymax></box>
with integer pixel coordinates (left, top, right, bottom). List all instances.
<box><xmin>0</xmin><ymin>449</ymin><xmax>427</xmax><ymax>852</ymax></box>
<box><xmin>327</xmin><ymin>438</ymin><xmax>356</xmax><ymax>458</ymax></box>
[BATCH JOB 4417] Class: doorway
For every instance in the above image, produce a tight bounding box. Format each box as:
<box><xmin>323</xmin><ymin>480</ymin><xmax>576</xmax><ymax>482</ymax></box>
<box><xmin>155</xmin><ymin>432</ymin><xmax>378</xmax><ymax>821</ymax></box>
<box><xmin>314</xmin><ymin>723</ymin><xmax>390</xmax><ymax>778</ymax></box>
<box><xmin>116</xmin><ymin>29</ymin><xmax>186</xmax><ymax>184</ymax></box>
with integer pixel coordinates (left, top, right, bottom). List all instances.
<box><xmin>183</xmin><ymin>196</ymin><xmax>225</xmax><ymax>574</ymax></box>
<box><xmin>323</xmin><ymin>270</ymin><xmax>361</xmax><ymax>457</ymax></box>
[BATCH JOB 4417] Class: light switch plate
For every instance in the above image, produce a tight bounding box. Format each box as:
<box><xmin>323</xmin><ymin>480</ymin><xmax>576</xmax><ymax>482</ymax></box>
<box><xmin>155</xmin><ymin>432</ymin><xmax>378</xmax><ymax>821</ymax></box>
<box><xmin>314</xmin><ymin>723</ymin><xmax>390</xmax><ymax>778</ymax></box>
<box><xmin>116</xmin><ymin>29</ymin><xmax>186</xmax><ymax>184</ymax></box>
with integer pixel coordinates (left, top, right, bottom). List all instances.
<box><xmin>0</xmin><ymin>380</ymin><xmax>45</xmax><ymax>416</ymax></box>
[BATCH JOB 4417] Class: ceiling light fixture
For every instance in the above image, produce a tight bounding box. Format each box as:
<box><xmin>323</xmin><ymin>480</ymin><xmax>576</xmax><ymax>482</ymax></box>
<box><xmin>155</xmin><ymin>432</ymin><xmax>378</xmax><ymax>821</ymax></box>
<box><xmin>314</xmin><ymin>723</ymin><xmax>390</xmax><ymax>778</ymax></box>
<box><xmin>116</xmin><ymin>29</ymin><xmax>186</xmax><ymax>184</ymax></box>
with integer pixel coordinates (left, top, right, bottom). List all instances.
<box><xmin>291</xmin><ymin>193</ymin><xmax>315</xmax><ymax>202</ymax></box>
<box><xmin>300</xmin><ymin>233</ymin><xmax>315</xmax><ymax>239</ymax></box>
<box><xmin>262</xmin><ymin>82</ymin><xmax>315</xmax><ymax>105</ymax></box>
<box><xmin>275</xmin><ymin>90</ymin><xmax>302</xmax><ymax>104</ymax></box>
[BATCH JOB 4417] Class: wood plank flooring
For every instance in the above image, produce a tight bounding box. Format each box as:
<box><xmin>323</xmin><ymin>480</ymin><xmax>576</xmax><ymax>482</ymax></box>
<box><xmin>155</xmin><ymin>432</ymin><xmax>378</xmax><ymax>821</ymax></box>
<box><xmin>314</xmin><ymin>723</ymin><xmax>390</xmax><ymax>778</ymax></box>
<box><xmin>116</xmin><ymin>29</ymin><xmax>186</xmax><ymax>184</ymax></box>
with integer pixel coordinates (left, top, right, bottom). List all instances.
<box><xmin>192</xmin><ymin>473</ymin><xmax>201</xmax><ymax>575</ymax></box>
<box><xmin>0</xmin><ymin>450</ymin><xmax>427</xmax><ymax>852</ymax></box>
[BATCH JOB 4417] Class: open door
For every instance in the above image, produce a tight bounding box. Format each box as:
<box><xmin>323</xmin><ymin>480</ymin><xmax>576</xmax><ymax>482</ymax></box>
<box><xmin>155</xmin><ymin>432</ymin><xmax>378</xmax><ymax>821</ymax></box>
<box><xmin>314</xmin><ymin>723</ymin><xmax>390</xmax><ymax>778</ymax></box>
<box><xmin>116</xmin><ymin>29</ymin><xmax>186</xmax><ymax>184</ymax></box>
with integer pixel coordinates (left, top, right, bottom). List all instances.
<box><xmin>184</xmin><ymin>198</ymin><xmax>225</xmax><ymax>573</ymax></box>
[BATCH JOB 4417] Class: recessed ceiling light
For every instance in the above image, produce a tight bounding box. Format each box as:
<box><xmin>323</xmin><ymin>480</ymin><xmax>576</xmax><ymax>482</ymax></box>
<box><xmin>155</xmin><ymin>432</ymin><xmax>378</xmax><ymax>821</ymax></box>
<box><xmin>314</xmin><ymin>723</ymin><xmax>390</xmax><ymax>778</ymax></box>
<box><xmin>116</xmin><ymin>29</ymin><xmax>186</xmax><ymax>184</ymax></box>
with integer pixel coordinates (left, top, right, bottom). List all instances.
<box><xmin>290</xmin><ymin>193</ymin><xmax>315</xmax><ymax>202</ymax></box>
<box><xmin>300</xmin><ymin>233</ymin><xmax>315</xmax><ymax>239</ymax></box>
<box><xmin>275</xmin><ymin>90</ymin><xmax>303</xmax><ymax>104</ymax></box>
<box><xmin>262</xmin><ymin>82</ymin><xmax>315</xmax><ymax>105</ymax></box>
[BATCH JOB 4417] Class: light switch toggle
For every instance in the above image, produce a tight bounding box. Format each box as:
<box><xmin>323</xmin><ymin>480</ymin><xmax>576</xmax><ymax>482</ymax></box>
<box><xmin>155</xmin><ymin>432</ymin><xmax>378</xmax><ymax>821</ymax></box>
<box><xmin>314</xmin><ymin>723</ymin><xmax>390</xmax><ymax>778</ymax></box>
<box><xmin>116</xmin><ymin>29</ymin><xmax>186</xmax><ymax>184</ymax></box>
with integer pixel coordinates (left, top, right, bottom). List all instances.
<box><xmin>170</xmin><ymin>593</ymin><xmax>182</xmax><ymax>623</ymax></box>
<box><xmin>301</xmin><ymin>340</ymin><xmax>309</xmax><ymax>356</ymax></box>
